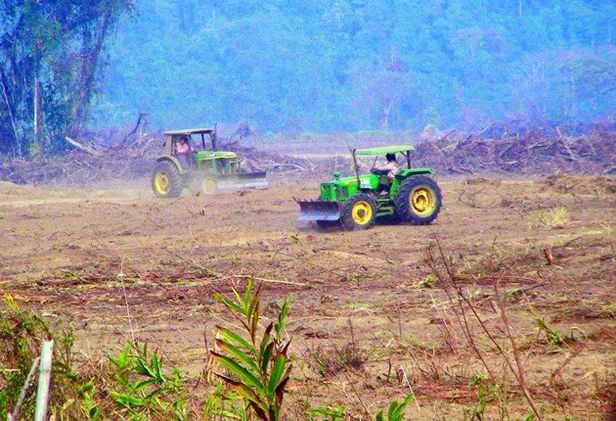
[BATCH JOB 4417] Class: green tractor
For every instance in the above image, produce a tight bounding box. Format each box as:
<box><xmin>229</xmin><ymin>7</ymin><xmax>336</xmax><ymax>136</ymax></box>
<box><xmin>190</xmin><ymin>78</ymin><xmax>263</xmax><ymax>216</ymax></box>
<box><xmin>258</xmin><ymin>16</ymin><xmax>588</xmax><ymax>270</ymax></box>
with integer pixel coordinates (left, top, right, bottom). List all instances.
<box><xmin>297</xmin><ymin>145</ymin><xmax>442</xmax><ymax>230</ymax></box>
<box><xmin>151</xmin><ymin>127</ymin><xmax>267</xmax><ymax>198</ymax></box>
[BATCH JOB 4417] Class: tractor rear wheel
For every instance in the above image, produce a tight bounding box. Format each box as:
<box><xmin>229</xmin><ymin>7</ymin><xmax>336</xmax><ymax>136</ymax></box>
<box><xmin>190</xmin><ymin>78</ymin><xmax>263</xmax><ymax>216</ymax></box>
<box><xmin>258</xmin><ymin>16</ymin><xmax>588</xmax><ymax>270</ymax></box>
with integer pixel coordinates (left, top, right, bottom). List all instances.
<box><xmin>394</xmin><ymin>176</ymin><xmax>442</xmax><ymax>225</ymax></box>
<box><xmin>152</xmin><ymin>160</ymin><xmax>183</xmax><ymax>198</ymax></box>
<box><xmin>341</xmin><ymin>193</ymin><xmax>377</xmax><ymax>230</ymax></box>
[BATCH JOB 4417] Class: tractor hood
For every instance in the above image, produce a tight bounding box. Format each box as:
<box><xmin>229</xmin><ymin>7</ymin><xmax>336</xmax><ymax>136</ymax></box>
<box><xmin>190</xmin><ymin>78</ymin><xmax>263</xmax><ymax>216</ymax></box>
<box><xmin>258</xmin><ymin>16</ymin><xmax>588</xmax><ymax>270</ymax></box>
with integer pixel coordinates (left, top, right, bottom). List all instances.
<box><xmin>319</xmin><ymin>173</ymin><xmax>378</xmax><ymax>202</ymax></box>
<box><xmin>324</xmin><ymin>174</ymin><xmax>373</xmax><ymax>188</ymax></box>
<box><xmin>195</xmin><ymin>150</ymin><xmax>237</xmax><ymax>161</ymax></box>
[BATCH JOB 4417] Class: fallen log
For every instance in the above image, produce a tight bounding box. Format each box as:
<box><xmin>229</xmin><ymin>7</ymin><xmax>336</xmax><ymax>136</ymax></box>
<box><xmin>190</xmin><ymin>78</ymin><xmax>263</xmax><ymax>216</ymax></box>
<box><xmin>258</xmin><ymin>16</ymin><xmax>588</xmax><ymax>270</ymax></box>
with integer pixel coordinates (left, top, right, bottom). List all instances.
<box><xmin>65</xmin><ymin>136</ymin><xmax>103</xmax><ymax>156</ymax></box>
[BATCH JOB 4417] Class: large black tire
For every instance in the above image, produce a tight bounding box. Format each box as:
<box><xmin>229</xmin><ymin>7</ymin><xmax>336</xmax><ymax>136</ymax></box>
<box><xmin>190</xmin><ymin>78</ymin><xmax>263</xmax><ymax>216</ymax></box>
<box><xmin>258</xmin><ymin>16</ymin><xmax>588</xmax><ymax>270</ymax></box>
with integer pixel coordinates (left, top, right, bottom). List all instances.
<box><xmin>340</xmin><ymin>193</ymin><xmax>377</xmax><ymax>231</ymax></box>
<box><xmin>151</xmin><ymin>160</ymin><xmax>183</xmax><ymax>198</ymax></box>
<box><xmin>394</xmin><ymin>175</ymin><xmax>442</xmax><ymax>225</ymax></box>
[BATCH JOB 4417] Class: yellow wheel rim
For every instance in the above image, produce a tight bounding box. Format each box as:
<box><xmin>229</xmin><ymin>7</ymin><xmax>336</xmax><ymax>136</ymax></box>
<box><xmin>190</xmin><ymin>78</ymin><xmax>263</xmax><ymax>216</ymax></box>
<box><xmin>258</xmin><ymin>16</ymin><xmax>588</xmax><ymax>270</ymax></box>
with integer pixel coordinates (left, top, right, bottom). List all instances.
<box><xmin>351</xmin><ymin>200</ymin><xmax>373</xmax><ymax>225</ymax></box>
<box><xmin>410</xmin><ymin>187</ymin><xmax>436</xmax><ymax>216</ymax></box>
<box><xmin>202</xmin><ymin>178</ymin><xmax>217</xmax><ymax>194</ymax></box>
<box><xmin>154</xmin><ymin>171</ymin><xmax>170</xmax><ymax>194</ymax></box>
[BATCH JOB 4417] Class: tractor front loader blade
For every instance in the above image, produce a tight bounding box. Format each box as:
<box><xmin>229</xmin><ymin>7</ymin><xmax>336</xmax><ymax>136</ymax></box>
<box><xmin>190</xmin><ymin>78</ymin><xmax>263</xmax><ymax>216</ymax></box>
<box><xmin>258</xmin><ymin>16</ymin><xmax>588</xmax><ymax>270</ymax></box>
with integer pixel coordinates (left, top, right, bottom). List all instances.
<box><xmin>217</xmin><ymin>172</ymin><xmax>268</xmax><ymax>191</ymax></box>
<box><xmin>297</xmin><ymin>200</ymin><xmax>341</xmax><ymax>221</ymax></box>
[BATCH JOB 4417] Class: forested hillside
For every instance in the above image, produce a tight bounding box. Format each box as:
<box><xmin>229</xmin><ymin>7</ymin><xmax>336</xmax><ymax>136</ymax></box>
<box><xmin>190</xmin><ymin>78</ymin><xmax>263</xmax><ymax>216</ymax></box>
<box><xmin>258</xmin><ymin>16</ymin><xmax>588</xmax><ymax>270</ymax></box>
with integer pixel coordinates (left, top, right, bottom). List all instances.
<box><xmin>2</xmin><ymin>0</ymin><xmax>615</xmax><ymax>157</ymax></box>
<box><xmin>98</xmin><ymin>0</ymin><xmax>616</xmax><ymax>132</ymax></box>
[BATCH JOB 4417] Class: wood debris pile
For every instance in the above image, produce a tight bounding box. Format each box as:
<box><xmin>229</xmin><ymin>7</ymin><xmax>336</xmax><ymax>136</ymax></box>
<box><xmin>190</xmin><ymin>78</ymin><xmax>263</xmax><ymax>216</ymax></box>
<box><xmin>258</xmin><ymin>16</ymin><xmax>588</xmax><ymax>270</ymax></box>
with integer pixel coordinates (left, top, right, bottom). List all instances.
<box><xmin>0</xmin><ymin>122</ymin><xmax>614</xmax><ymax>185</ymax></box>
<box><xmin>411</xmin><ymin>128</ymin><xmax>616</xmax><ymax>175</ymax></box>
<box><xmin>0</xmin><ymin>133</ymin><xmax>311</xmax><ymax>185</ymax></box>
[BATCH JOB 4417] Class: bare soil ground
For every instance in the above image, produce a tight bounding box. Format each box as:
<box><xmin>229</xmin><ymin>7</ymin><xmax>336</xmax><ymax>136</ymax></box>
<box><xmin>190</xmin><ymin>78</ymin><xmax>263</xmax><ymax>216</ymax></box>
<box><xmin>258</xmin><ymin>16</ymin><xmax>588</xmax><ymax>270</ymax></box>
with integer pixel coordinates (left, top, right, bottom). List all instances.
<box><xmin>0</xmin><ymin>175</ymin><xmax>615</xmax><ymax>420</ymax></box>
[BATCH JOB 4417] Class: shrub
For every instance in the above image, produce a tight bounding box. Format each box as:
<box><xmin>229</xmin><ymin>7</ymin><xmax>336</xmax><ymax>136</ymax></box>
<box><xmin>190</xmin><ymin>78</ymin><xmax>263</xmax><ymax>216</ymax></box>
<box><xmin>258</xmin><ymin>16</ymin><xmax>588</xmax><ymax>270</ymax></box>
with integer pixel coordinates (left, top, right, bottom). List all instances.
<box><xmin>531</xmin><ymin>207</ymin><xmax>570</xmax><ymax>229</ymax></box>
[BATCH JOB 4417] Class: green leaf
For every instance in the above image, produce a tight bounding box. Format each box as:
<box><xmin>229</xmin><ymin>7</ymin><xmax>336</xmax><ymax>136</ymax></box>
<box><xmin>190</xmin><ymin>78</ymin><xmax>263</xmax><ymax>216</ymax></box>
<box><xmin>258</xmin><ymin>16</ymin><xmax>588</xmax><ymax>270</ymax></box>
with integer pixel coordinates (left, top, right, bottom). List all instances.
<box><xmin>244</xmin><ymin>278</ymin><xmax>254</xmax><ymax>304</ymax></box>
<box><xmin>151</xmin><ymin>354</ymin><xmax>164</xmax><ymax>381</ymax></box>
<box><xmin>89</xmin><ymin>405</ymin><xmax>100</xmax><ymax>420</ymax></box>
<box><xmin>109</xmin><ymin>344</ymin><xmax>131</xmax><ymax>369</ymax></box>
<box><xmin>232</xmin><ymin>287</ymin><xmax>245</xmax><ymax>309</ymax></box>
<box><xmin>216</xmin><ymin>338</ymin><xmax>260</xmax><ymax>375</ymax></box>
<box><xmin>132</xmin><ymin>378</ymin><xmax>158</xmax><ymax>391</ymax></box>
<box><xmin>214</xmin><ymin>293</ymin><xmax>244</xmax><ymax>315</ymax></box>
<box><xmin>250</xmin><ymin>298</ymin><xmax>260</xmax><ymax>341</ymax></box>
<box><xmin>399</xmin><ymin>392</ymin><xmax>414</xmax><ymax>410</ymax></box>
<box><xmin>306</xmin><ymin>406</ymin><xmax>345</xmax><ymax>419</ymax></box>
<box><xmin>248</xmin><ymin>296</ymin><xmax>259</xmax><ymax>329</ymax></box>
<box><xmin>275</xmin><ymin>296</ymin><xmax>292</xmax><ymax>338</ymax></box>
<box><xmin>78</xmin><ymin>379</ymin><xmax>95</xmax><ymax>396</ymax></box>
<box><xmin>260</xmin><ymin>342</ymin><xmax>274</xmax><ymax>374</ymax></box>
<box><xmin>111</xmin><ymin>391</ymin><xmax>144</xmax><ymax>408</ymax></box>
<box><xmin>217</xmin><ymin>326</ymin><xmax>257</xmax><ymax>355</ymax></box>
<box><xmin>388</xmin><ymin>400</ymin><xmax>399</xmax><ymax>420</ymax></box>
<box><xmin>211</xmin><ymin>351</ymin><xmax>266</xmax><ymax>395</ymax></box>
<box><xmin>267</xmin><ymin>355</ymin><xmax>286</xmax><ymax>396</ymax></box>
<box><xmin>382</xmin><ymin>393</ymin><xmax>414</xmax><ymax>421</ymax></box>
<box><xmin>135</xmin><ymin>357</ymin><xmax>156</xmax><ymax>378</ymax></box>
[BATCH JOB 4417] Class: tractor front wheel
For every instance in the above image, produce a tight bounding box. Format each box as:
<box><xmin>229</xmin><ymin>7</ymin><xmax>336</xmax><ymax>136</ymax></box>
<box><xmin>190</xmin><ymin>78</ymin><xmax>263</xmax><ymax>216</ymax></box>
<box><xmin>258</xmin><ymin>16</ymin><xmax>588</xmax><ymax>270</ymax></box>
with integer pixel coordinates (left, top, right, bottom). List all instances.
<box><xmin>152</xmin><ymin>160</ymin><xmax>183</xmax><ymax>198</ymax></box>
<box><xmin>341</xmin><ymin>193</ymin><xmax>377</xmax><ymax>230</ymax></box>
<box><xmin>394</xmin><ymin>175</ymin><xmax>442</xmax><ymax>225</ymax></box>
<box><xmin>201</xmin><ymin>177</ymin><xmax>218</xmax><ymax>194</ymax></box>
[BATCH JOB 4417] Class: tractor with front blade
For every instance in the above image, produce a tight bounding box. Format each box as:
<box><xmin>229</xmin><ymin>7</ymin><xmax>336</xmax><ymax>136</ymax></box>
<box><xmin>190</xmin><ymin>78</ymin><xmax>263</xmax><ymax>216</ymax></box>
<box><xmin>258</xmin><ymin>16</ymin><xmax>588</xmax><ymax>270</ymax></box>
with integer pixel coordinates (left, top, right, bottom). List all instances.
<box><xmin>297</xmin><ymin>145</ymin><xmax>442</xmax><ymax>230</ymax></box>
<box><xmin>151</xmin><ymin>127</ymin><xmax>267</xmax><ymax>198</ymax></box>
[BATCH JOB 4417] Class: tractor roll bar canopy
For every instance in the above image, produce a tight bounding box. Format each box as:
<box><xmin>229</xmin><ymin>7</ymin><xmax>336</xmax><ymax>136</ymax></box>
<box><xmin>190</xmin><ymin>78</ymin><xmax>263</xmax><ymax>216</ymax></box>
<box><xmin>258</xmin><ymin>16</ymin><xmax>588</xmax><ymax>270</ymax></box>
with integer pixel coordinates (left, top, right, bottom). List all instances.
<box><xmin>354</xmin><ymin>145</ymin><xmax>414</xmax><ymax>156</ymax></box>
<box><xmin>163</xmin><ymin>126</ymin><xmax>219</xmax><ymax>151</ymax></box>
<box><xmin>351</xmin><ymin>145</ymin><xmax>415</xmax><ymax>180</ymax></box>
<box><xmin>162</xmin><ymin>128</ymin><xmax>215</xmax><ymax>136</ymax></box>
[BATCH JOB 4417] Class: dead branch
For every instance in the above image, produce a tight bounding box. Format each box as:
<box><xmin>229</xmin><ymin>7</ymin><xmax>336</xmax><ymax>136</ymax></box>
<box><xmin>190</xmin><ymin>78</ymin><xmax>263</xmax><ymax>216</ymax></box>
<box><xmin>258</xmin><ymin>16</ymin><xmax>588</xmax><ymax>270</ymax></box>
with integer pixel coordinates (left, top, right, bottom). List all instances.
<box><xmin>64</xmin><ymin>136</ymin><xmax>103</xmax><ymax>156</ymax></box>
<box><xmin>494</xmin><ymin>280</ymin><xmax>544</xmax><ymax>420</ymax></box>
<box><xmin>119</xmin><ymin>112</ymin><xmax>147</xmax><ymax>147</ymax></box>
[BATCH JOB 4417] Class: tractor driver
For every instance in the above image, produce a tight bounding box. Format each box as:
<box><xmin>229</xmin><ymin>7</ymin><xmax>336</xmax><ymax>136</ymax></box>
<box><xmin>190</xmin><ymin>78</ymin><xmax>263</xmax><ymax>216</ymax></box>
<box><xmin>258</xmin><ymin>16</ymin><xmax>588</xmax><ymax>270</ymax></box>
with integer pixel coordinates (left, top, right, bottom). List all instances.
<box><xmin>371</xmin><ymin>153</ymin><xmax>400</xmax><ymax>195</ymax></box>
<box><xmin>176</xmin><ymin>136</ymin><xmax>191</xmax><ymax>169</ymax></box>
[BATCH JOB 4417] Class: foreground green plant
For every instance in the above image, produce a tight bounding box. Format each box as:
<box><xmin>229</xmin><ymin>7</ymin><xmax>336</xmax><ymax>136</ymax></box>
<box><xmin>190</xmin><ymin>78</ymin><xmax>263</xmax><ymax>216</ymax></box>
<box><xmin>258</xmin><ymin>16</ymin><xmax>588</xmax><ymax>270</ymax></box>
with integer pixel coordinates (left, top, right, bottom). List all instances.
<box><xmin>203</xmin><ymin>380</ymin><xmax>251</xmax><ymax>420</ymax></box>
<box><xmin>527</xmin><ymin>303</ymin><xmax>566</xmax><ymax>347</ymax></box>
<box><xmin>465</xmin><ymin>372</ymin><xmax>501</xmax><ymax>421</ymax></box>
<box><xmin>211</xmin><ymin>279</ymin><xmax>292</xmax><ymax>421</ymax></box>
<box><xmin>306</xmin><ymin>405</ymin><xmax>346</xmax><ymax>420</ymax></box>
<box><xmin>1</xmin><ymin>293</ymin><xmax>195</xmax><ymax>420</ymax></box>
<box><xmin>375</xmin><ymin>393</ymin><xmax>415</xmax><ymax>421</ymax></box>
<box><xmin>0</xmin><ymin>294</ymin><xmax>81</xmax><ymax>420</ymax></box>
<box><xmin>108</xmin><ymin>342</ymin><xmax>188</xmax><ymax>420</ymax></box>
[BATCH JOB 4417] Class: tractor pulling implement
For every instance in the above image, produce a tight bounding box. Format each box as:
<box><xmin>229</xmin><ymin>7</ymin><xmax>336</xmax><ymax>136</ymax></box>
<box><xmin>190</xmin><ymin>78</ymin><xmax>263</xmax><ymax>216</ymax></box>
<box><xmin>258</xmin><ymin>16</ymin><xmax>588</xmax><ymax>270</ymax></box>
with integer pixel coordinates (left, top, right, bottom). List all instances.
<box><xmin>297</xmin><ymin>145</ymin><xmax>442</xmax><ymax>230</ymax></box>
<box><xmin>151</xmin><ymin>127</ymin><xmax>267</xmax><ymax>198</ymax></box>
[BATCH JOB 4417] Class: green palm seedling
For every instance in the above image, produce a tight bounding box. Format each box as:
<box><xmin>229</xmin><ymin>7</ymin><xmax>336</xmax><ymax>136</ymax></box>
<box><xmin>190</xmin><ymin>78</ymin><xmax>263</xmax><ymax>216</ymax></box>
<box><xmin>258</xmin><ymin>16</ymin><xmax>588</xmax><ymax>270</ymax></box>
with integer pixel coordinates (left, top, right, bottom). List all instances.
<box><xmin>375</xmin><ymin>393</ymin><xmax>415</xmax><ymax>421</ymax></box>
<box><xmin>211</xmin><ymin>279</ymin><xmax>292</xmax><ymax>421</ymax></box>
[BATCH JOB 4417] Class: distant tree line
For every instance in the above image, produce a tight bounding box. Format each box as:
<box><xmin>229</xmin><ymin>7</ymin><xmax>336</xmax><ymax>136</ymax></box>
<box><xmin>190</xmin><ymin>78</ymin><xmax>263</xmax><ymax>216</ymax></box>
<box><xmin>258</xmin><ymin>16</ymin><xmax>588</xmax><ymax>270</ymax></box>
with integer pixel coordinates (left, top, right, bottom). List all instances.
<box><xmin>2</xmin><ymin>0</ymin><xmax>615</xmax><ymax>157</ymax></box>
<box><xmin>98</xmin><ymin>0</ymin><xmax>616</xmax><ymax>134</ymax></box>
<box><xmin>0</xmin><ymin>0</ymin><xmax>133</xmax><ymax>156</ymax></box>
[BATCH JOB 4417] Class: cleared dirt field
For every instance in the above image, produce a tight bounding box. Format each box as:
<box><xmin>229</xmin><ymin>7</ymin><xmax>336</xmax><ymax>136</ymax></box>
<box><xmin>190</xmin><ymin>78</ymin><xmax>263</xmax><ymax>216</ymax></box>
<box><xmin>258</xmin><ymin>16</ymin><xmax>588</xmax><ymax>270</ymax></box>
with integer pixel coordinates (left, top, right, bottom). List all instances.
<box><xmin>1</xmin><ymin>175</ymin><xmax>615</xmax><ymax>420</ymax></box>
